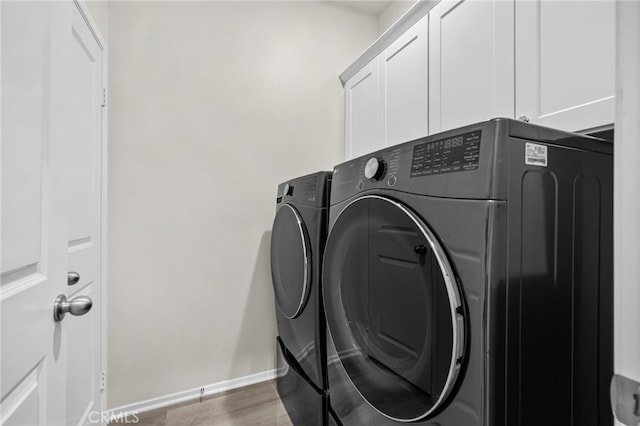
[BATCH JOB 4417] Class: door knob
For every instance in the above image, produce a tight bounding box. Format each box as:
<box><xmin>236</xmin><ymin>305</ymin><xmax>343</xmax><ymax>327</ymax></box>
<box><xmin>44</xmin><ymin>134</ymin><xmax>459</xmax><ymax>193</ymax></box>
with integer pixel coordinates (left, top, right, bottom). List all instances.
<box><xmin>53</xmin><ymin>295</ymin><xmax>92</xmax><ymax>322</ymax></box>
<box><xmin>67</xmin><ymin>271</ymin><xmax>80</xmax><ymax>286</ymax></box>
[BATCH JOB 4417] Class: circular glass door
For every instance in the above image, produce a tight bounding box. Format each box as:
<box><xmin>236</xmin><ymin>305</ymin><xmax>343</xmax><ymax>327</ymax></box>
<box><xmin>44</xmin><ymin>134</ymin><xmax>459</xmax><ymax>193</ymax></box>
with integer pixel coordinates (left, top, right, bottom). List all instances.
<box><xmin>271</xmin><ymin>204</ymin><xmax>312</xmax><ymax>319</ymax></box>
<box><xmin>323</xmin><ymin>195</ymin><xmax>465</xmax><ymax>422</ymax></box>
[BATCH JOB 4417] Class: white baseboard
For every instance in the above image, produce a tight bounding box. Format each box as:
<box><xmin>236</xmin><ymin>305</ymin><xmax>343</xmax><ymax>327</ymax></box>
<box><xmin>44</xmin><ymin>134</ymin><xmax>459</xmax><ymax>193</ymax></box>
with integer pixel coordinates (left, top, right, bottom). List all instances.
<box><xmin>108</xmin><ymin>369</ymin><xmax>277</xmax><ymax>417</ymax></box>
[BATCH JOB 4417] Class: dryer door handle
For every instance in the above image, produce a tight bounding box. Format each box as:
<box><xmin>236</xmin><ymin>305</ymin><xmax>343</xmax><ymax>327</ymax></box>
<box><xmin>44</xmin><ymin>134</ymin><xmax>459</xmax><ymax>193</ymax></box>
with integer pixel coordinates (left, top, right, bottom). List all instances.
<box><xmin>414</xmin><ymin>244</ymin><xmax>427</xmax><ymax>255</ymax></box>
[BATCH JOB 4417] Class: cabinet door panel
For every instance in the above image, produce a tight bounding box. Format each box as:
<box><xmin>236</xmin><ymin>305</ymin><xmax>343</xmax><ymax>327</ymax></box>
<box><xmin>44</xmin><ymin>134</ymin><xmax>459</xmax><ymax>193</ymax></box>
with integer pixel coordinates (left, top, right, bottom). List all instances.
<box><xmin>382</xmin><ymin>15</ymin><xmax>428</xmax><ymax>147</ymax></box>
<box><xmin>429</xmin><ymin>0</ymin><xmax>514</xmax><ymax>133</ymax></box>
<box><xmin>516</xmin><ymin>0</ymin><xmax>614</xmax><ymax>131</ymax></box>
<box><xmin>345</xmin><ymin>60</ymin><xmax>380</xmax><ymax>159</ymax></box>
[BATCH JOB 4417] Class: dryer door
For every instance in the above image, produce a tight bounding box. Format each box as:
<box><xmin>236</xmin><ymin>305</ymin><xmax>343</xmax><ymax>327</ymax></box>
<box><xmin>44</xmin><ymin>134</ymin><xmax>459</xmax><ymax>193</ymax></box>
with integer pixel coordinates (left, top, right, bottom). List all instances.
<box><xmin>323</xmin><ymin>195</ymin><xmax>465</xmax><ymax>422</ymax></box>
<box><xmin>271</xmin><ymin>204</ymin><xmax>312</xmax><ymax>319</ymax></box>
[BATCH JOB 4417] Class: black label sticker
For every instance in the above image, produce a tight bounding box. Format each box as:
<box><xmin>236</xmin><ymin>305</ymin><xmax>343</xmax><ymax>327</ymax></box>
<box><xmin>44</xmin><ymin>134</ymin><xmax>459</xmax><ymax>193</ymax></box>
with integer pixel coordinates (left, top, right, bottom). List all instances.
<box><xmin>410</xmin><ymin>130</ymin><xmax>481</xmax><ymax>177</ymax></box>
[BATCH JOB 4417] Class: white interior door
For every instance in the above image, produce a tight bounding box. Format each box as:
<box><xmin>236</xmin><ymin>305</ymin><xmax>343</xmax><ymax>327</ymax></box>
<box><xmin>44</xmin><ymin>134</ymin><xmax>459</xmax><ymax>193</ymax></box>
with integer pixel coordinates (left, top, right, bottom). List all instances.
<box><xmin>64</xmin><ymin>2</ymin><xmax>105</xmax><ymax>424</ymax></box>
<box><xmin>1</xmin><ymin>1</ymin><xmax>106</xmax><ymax>424</ymax></box>
<box><xmin>1</xmin><ymin>3</ymin><xmax>68</xmax><ymax>424</ymax></box>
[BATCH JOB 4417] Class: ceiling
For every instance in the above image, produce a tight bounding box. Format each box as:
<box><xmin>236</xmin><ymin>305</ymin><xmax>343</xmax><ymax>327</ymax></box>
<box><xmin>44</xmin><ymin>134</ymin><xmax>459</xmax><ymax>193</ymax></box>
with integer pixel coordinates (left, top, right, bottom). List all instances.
<box><xmin>325</xmin><ymin>1</ymin><xmax>395</xmax><ymax>17</ymax></box>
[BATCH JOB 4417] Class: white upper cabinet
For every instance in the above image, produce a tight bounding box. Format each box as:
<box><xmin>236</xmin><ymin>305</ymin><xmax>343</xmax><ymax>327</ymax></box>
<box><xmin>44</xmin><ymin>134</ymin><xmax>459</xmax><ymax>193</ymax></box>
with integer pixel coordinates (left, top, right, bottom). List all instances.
<box><xmin>515</xmin><ymin>0</ymin><xmax>615</xmax><ymax>132</ymax></box>
<box><xmin>342</xmin><ymin>0</ymin><xmax>615</xmax><ymax>159</ymax></box>
<box><xmin>429</xmin><ymin>0</ymin><xmax>514</xmax><ymax>134</ymax></box>
<box><xmin>345</xmin><ymin>59</ymin><xmax>381</xmax><ymax>159</ymax></box>
<box><xmin>382</xmin><ymin>15</ymin><xmax>429</xmax><ymax>147</ymax></box>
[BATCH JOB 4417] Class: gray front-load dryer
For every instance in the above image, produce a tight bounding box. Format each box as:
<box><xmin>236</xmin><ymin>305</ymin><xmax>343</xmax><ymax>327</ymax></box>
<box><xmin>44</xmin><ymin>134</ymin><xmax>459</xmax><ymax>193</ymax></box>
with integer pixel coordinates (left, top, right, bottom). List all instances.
<box><xmin>323</xmin><ymin>118</ymin><xmax>613</xmax><ymax>425</ymax></box>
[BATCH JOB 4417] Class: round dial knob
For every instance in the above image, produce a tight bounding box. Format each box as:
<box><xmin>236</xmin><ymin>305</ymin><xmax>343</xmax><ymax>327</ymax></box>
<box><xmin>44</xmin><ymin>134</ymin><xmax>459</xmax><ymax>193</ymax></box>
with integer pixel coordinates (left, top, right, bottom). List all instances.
<box><xmin>364</xmin><ymin>157</ymin><xmax>386</xmax><ymax>181</ymax></box>
<box><xmin>283</xmin><ymin>183</ymin><xmax>294</xmax><ymax>196</ymax></box>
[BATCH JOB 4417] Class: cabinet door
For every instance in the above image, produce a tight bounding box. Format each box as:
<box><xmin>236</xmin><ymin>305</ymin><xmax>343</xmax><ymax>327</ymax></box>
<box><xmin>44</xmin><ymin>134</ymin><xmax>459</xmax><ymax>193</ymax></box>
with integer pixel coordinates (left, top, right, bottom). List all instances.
<box><xmin>381</xmin><ymin>15</ymin><xmax>429</xmax><ymax>147</ymax></box>
<box><xmin>429</xmin><ymin>0</ymin><xmax>514</xmax><ymax>134</ymax></box>
<box><xmin>516</xmin><ymin>1</ymin><xmax>615</xmax><ymax>132</ymax></box>
<box><xmin>345</xmin><ymin>59</ymin><xmax>380</xmax><ymax>160</ymax></box>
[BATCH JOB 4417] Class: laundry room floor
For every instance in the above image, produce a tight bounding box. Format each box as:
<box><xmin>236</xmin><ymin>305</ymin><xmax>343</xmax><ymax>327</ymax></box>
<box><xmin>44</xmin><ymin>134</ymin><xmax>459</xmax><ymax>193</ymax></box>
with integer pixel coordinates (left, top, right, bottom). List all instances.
<box><xmin>111</xmin><ymin>380</ymin><xmax>293</xmax><ymax>426</ymax></box>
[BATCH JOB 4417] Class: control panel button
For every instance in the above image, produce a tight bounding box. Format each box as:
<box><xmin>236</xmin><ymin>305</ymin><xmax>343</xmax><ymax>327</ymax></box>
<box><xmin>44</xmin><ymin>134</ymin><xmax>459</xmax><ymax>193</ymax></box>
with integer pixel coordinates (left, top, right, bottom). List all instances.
<box><xmin>283</xmin><ymin>183</ymin><xmax>294</xmax><ymax>197</ymax></box>
<box><xmin>357</xmin><ymin>180</ymin><xmax>365</xmax><ymax>191</ymax></box>
<box><xmin>387</xmin><ymin>175</ymin><xmax>397</xmax><ymax>187</ymax></box>
<box><xmin>364</xmin><ymin>157</ymin><xmax>386</xmax><ymax>181</ymax></box>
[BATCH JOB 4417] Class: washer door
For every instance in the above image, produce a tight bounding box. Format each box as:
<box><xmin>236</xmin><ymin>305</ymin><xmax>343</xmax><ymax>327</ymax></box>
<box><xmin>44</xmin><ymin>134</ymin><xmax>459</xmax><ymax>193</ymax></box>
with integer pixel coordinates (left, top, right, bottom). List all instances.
<box><xmin>323</xmin><ymin>195</ymin><xmax>465</xmax><ymax>422</ymax></box>
<box><xmin>271</xmin><ymin>204</ymin><xmax>312</xmax><ymax>319</ymax></box>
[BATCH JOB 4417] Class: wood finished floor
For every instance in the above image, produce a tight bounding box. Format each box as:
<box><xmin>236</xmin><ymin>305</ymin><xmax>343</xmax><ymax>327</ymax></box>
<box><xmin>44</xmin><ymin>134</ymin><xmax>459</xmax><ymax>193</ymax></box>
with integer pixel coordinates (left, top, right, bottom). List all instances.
<box><xmin>111</xmin><ymin>380</ymin><xmax>293</xmax><ymax>426</ymax></box>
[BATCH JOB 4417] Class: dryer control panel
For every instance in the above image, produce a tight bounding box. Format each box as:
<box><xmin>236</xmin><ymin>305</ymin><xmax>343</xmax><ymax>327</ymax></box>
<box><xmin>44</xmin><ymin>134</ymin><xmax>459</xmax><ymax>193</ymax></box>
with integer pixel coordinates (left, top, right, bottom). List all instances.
<box><xmin>330</xmin><ymin>117</ymin><xmax>611</xmax><ymax>206</ymax></box>
<box><xmin>276</xmin><ymin>171</ymin><xmax>331</xmax><ymax>208</ymax></box>
<box><xmin>331</xmin><ymin>119</ymin><xmax>502</xmax><ymax>205</ymax></box>
<box><xmin>410</xmin><ymin>130</ymin><xmax>481</xmax><ymax>177</ymax></box>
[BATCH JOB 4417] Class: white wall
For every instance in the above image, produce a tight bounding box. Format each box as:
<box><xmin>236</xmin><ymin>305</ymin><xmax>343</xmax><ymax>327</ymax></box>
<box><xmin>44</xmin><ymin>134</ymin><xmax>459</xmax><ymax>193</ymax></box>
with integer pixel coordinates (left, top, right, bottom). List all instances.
<box><xmin>84</xmin><ymin>1</ymin><xmax>108</xmax><ymax>43</ymax></box>
<box><xmin>106</xmin><ymin>1</ymin><xmax>377</xmax><ymax>408</ymax></box>
<box><xmin>378</xmin><ymin>1</ymin><xmax>417</xmax><ymax>35</ymax></box>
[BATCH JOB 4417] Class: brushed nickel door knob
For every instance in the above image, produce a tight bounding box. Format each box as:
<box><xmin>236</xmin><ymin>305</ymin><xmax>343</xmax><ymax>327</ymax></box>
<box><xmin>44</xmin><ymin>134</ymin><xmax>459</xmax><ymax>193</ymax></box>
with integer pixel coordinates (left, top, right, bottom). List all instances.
<box><xmin>53</xmin><ymin>295</ymin><xmax>92</xmax><ymax>321</ymax></box>
<box><xmin>67</xmin><ymin>271</ymin><xmax>80</xmax><ymax>286</ymax></box>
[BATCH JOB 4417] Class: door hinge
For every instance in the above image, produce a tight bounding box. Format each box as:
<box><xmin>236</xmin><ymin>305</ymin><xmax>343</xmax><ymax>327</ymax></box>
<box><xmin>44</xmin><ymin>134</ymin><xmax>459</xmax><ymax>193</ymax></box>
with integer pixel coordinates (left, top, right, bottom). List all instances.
<box><xmin>611</xmin><ymin>374</ymin><xmax>640</xmax><ymax>425</ymax></box>
<box><xmin>101</xmin><ymin>88</ymin><xmax>107</xmax><ymax>107</ymax></box>
<box><xmin>100</xmin><ymin>370</ymin><xmax>107</xmax><ymax>390</ymax></box>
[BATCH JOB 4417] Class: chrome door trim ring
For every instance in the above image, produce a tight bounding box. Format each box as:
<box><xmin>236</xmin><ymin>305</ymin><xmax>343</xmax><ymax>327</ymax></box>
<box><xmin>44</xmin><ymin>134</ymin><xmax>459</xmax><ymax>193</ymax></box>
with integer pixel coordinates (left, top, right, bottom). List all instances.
<box><xmin>275</xmin><ymin>203</ymin><xmax>311</xmax><ymax>319</ymax></box>
<box><xmin>323</xmin><ymin>194</ymin><xmax>464</xmax><ymax>422</ymax></box>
